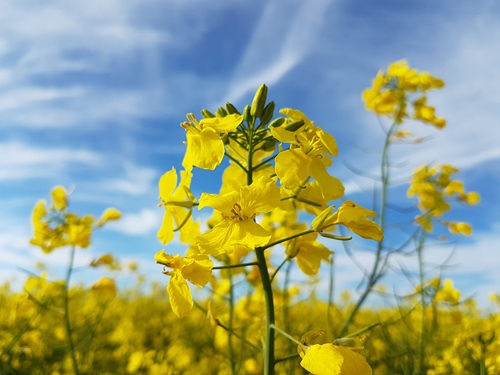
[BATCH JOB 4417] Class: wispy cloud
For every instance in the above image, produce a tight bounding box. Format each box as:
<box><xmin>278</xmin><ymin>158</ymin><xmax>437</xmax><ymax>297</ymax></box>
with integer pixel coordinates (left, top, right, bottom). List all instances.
<box><xmin>107</xmin><ymin>208</ymin><xmax>162</xmax><ymax>236</ymax></box>
<box><xmin>226</xmin><ymin>0</ymin><xmax>333</xmax><ymax>102</ymax></box>
<box><xmin>0</xmin><ymin>141</ymin><xmax>101</xmax><ymax>181</ymax></box>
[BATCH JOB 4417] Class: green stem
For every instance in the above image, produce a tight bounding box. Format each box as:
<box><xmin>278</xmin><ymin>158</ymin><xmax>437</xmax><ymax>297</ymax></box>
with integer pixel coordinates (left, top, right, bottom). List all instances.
<box><xmin>416</xmin><ymin>230</ymin><xmax>426</xmax><ymax>375</ymax></box>
<box><xmin>212</xmin><ymin>262</ymin><xmax>258</xmax><ymax>270</ymax></box>
<box><xmin>261</xmin><ymin>229</ymin><xmax>315</xmax><ymax>251</ymax></box>
<box><xmin>256</xmin><ymin>246</ymin><xmax>275</xmax><ymax>375</ymax></box>
<box><xmin>338</xmin><ymin>120</ymin><xmax>398</xmax><ymax>337</ymax></box>
<box><xmin>270</xmin><ymin>257</ymin><xmax>290</xmax><ymax>283</ymax></box>
<box><xmin>63</xmin><ymin>245</ymin><xmax>80</xmax><ymax>375</ymax></box>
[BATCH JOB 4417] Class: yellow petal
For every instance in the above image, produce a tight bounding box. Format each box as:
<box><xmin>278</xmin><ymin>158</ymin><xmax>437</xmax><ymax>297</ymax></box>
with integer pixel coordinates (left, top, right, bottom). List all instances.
<box><xmin>167</xmin><ymin>270</ymin><xmax>193</xmax><ymax>318</ymax></box>
<box><xmin>51</xmin><ymin>186</ymin><xmax>68</xmax><ymax>210</ymax></box>
<box><xmin>184</xmin><ymin>128</ymin><xmax>224</xmax><ymax>170</ymax></box>
<box><xmin>275</xmin><ymin>148</ymin><xmax>310</xmax><ymax>188</ymax></box>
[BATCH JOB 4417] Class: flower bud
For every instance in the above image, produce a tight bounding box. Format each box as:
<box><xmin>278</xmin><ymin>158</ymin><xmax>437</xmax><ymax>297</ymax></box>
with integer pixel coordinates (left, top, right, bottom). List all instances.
<box><xmin>216</xmin><ymin>106</ymin><xmax>228</xmax><ymax>117</ymax></box>
<box><xmin>269</xmin><ymin>117</ymin><xmax>285</xmax><ymax>128</ymax></box>
<box><xmin>225</xmin><ymin>102</ymin><xmax>240</xmax><ymax>115</ymax></box>
<box><xmin>260</xmin><ymin>101</ymin><xmax>275</xmax><ymax>126</ymax></box>
<box><xmin>284</xmin><ymin>119</ymin><xmax>305</xmax><ymax>132</ymax></box>
<box><xmin>201</xmin><ymin>109</ymin><xmax>215</xmax><ymax>118</ymax></box>
<box><xmin>251</xmin><ymin>84</ymin><xmax>268</xmax><ymax>117</ymax></box>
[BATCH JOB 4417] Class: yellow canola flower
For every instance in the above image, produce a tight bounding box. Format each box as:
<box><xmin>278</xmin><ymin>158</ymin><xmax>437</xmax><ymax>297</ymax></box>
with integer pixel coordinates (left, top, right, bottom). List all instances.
<box><xmin>196</xmin><ymin>176</ymin><xmax>281</xmax><ymax>255</ymax></box>
<box><xmin>51</xmin><ymin>186</ymin><xmax>68</xmax><ymax>210</ymax></box>
<box><xmin>157</xmin><ymin>167</ymin><xmax>198</xmax><ymax>245</ymax></box>
<box><xmin>181</xmin><ymin>113</ymin><xmax>243</xmax><ymax>172</ymax></box>
<box><xmin>91</xmin><ymin>277</ymin><xmax>118</xmax><ymax>298</ymax></box>
<box><xmin>285</xmin><ymin>228</ymin><xmax>332</xmax><ymax>276</ymax></box>
<box><xmin>96</xmin><ymin>208</ymin><xmax>121</xmax><ymax>227</ymax></box>
<box><xmin>362</xmin><ymin>60</ymin><xmax>445</xmax><ymax>127</ymax></box>
<box><xmin>314</xmin><ymin>201</ymin><xmax>383</xmax><ymax>241</ymax></box>
<box><xmin>299</xmin><ymin>344</ymin><xmax>372</xmax><ymax>375</ymax></box>
<box><xmin>155</xmin><ymin>250</ymin><xmax>213</xmax><ymax>317</ymax></box>
<box><xmin>274</xmin><ymin>108</ymin><xmax>344</xmax><ymax>202</ymax></box>
<box><xmin>434</xmin><ymin>279</ymin><xmax>461</xmax><ymax>304</ymax></box>
<box><xmin>446</xmin><ymin>221</ymin><xmax>472</xmax><ymax>236</ymax></box>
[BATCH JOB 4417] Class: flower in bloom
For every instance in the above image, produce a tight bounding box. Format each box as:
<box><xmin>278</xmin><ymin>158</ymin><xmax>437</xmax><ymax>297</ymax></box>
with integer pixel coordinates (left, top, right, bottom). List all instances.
<box><xmin>51</xmin><ymin>186</ymin><xmax>68</xmax><ymax>210</ymax></box>
<box><xmin>90</xmin><ymin>277</ymin><xmax>118</xmax><ymax>298</ymax></box>
<box><xmin>157</xmin><ymin>167</ymin><xmax>198</xmax><ymax>245</ymax></box>
<box><xmin>298</xmin><ymin>343</ymin><xmax>372</xmax><ymax>375</ymax></box>
<box><xmin>273</xmin><ymin>108</ymin><xmax>344</xmax><ymax>202</ymax></box>
<box><xmin>181</xmin><ymin>113</ymin><xmax>243</xmax><ymax>172</ymax></box>
<box><xmin>313</xmin><ymin>201</ymin><xmax>383</xmax><ymax>241</ymax></box>
<box><xmin>30</xmin><ymin>186</ymin><xmax>120</xmax><ymax>253</ymax></box>
<box><xmin>96</xmin><ymin>208</ymin><xmax>122</xmax><ymax>227</ymax></box>
<box><xmin>434</xmin><ymin>279</ymin><xmax>460</xmax><ymax>304</ymax></box>
<box><xmin>196</xmin><ymin>176</ymin><xmax>281</xmax><ymax>255</ymax></box>
<box><xmin>155</xmin><ymin>250</ymin><xmax>213</xmax><ymax>317</ymax></box>
<box><xmin>408</xmin><ymin>164</ymin><xmax>479</xmax><ymax>233</ymax></box>
<box><xmin>362</xmin><ymin>60</ymin><xmax>445</xmax><ymax>127</ymax></box>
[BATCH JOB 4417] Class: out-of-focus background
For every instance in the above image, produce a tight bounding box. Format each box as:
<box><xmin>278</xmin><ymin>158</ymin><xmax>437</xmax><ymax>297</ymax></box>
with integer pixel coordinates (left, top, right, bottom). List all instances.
<box><xmin>1</xmin><ymin>0</ymin><xmax>499</xmax><ymax>305</ymax></box>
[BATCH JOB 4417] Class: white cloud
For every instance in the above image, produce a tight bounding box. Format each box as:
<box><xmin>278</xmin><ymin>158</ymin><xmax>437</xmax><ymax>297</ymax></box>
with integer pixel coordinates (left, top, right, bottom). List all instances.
<box><xmin>103</xmin><ymin>163</ymin><xmax>158</xmax><ymax>196</ymax></box>
<box><xmin>107</xmin><ymin>208</ymin><xmax>161</xmax><ymax>236</ymax></box>
<box><xmin>0</xmin><ymin>141</ymin><xmax>101</xmax><ymax>181</ymax></box>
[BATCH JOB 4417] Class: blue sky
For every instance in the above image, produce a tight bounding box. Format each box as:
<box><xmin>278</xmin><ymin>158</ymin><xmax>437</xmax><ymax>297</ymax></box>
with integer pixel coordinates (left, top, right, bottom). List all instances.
<box><xmin>1</xmin><ymin>0</ymin><xmax>499</xmax><ymax>307</ymax></box>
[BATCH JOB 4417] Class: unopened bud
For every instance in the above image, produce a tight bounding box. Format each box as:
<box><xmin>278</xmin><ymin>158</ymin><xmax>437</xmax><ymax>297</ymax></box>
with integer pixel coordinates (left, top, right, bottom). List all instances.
<box><xmin>261</xmin><ymin>137</ymin><xmax>277</xmax><ymax>151</ymax></box>
<box><xmin>225</xmin><ymin>102</ymin><xmax>240</xmax><ymax>115</ymax></box>
<box><xmin>216</xmin><ymin>107</ymin><xmax>228</xmax><ymax>117</ymax></box>
<box><xmin>284</xmin><ymin>119</ymin><xmax>305</xmax><ymax>132</ymax></box>
<box><xmin>243</xmin><ymin>105</ymin><xmax>252</xmax><ymax>122</ymax></box>
<box><xmin>251</xmin><ymin>84</ymin><xmax>268</xmax><ymax>117</ymax></box>
<box><xmin>201</xmin><ymin>109</ymin><xmax>215</xmax><ymax>118</ymax></box>
<box><xmin>269</xmin><ymin>117</ymin><xmax>285</xmax><ymax>128</ymax></box>
<box><xmin>260</xmin><ymin>101</ymin><xmax>275</xmax><ymax>125</ymax></box>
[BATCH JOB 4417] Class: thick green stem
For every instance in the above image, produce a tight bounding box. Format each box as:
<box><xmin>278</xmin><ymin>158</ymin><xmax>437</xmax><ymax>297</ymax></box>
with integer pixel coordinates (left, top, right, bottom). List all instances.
<box><xmin>256</xmin><ymin>246</ymin><xmax>275</xmax><ymax>375</ymax></box>
<box><xmin>63</xmin><ymin>246</ymin><xmax>80</xmax><ymax>375</ymax></box>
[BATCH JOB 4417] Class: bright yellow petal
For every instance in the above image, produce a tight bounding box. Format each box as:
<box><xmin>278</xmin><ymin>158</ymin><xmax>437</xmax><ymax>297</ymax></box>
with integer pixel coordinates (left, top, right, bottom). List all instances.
<box><xmin>308</xmin><ymin>157</ymin><xmax>344</xmax><ymax>201</ymax></box>
<box><xmin>168</xmin><ymin>271</ymin><xmax>193</xmax><ymax>318</ymax></box>
<box><xmin>296</xmin><ymin>242</ymin><xmax>332</xmax><ymax>276</ymax></box>
<box><xmin>275</xmin><ymin>148</ymin><xmax>310</xmax><ymax>188</ymax></box>
<box><xmin>158</xmin><ymin>211</ymin><xmax>174</xmax><ymax>244</ymax></box>
<box><xmin>200</xmin><ymin>113</ymin><xmax>242</xmax><ymax>132</ymax></box>
<box><xmin>181</xmin><ymin>255</ymin><xmax>213</xmax><ymax>287</ymax></box>
<box><xmin>185</xmin><ymin>128</ymin><xmax>224</xmax><ymax>170</ymax></box>
<box><xmin>51</xmin><ymin>186</ymin><xmax>68</xmax><ymax>211</ymax></box>
<box><xmin>300</xmin><ymin>344</ymin><xmax>343</xmax><ymax>375</ymax></box>
<box><xmin>159</xmin><ymin>168</ymin><xmax>177</xmax><ymax>201</ymax></box>
<box><xmin>239</xmin><ymin>176</ymin><xmax>281</xmax><ymax>215</ymax></box>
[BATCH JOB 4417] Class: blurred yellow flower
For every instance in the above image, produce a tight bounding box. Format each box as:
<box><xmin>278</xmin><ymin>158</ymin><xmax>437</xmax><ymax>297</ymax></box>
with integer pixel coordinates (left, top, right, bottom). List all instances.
<box><xmin>298</xmin><ymin>343</ymin><xmax>372</xmax><ymax>375</ymax></box>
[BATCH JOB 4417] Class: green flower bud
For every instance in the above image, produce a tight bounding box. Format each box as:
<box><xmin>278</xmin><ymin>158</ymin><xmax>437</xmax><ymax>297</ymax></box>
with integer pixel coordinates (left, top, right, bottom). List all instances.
<box><xmin>201</xmin><ymin>109</ymin><xmax>215</xmax><ymax>118</ymax></box>
<box><xmin>260</xmin><ymin>101</ymin><xmax>275</xmax><ymax>126</ymax></box>
<box><xmin>261</xmin><ymin>137</ymin><xmax>277</xmax><ymax>151</ymax></box>
<box><xmin>216</xmin><ymin>107</ymin><xmax>228</xmax><ymax>117</ymax></box>
<box><xmin>251</xmin><ymin>84</ymin><xmax>268</xmax><ymax>118</ymax></box>
<box><xmin>243</xmin><ymin>104</ymin><xmax>252</xmax><ymax>123</ymax></box>
<box><xmin>269</xmin><ymin>117</ymin><xmax>285</xmax><ymax>128</ymax></box>
<box><xmin>284</xmin><ymin>119</ymin><xmax>305</xmax><ymax>132</ymax></box>
<box><xmin>225</xmin><ymin>102</ymin><xmax>241</xmax><ymax>115</ymax></box>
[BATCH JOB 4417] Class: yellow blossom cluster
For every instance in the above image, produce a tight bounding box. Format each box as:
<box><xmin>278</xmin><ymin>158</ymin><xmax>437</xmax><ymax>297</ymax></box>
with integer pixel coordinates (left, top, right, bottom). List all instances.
<box><xmin>30</xmin><ymin>186</ymin><xmax>121</xmax><ymax>253</ymax></box>
<box><xmin>362</xmin><ymin>60</ymin><xmax>446</xmax><ymax>128</ymax></box>
<box><xmin>407</xmin><ymin>164</ymin><xmax>480</xmax><ymax>234</ymax></box>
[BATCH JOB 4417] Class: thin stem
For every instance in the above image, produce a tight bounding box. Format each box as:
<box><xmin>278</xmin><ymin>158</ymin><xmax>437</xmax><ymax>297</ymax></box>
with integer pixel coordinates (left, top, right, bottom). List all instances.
<box><xmin>212</xmin><ymin>262</ymin><xmax>258</xmax><ymax>270</ymax></box>
<box><xmin>270</xmin><ymin>257</ymin><xmax>290</xmax><ymax>283</ymax></box>
<box><xmin>63</xmin><ymin>245</ymin><xmax>80</xmax><ymax>375</ymax></box>
<box><xmin>261</xmin><ymin>229</ymin><xmax>315</xmax><ymax>251</ymax></box>
<box><xmin>338</xmin><ymin>120</ymin><xmax>398</xmax><ymax>337</ymax></box>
